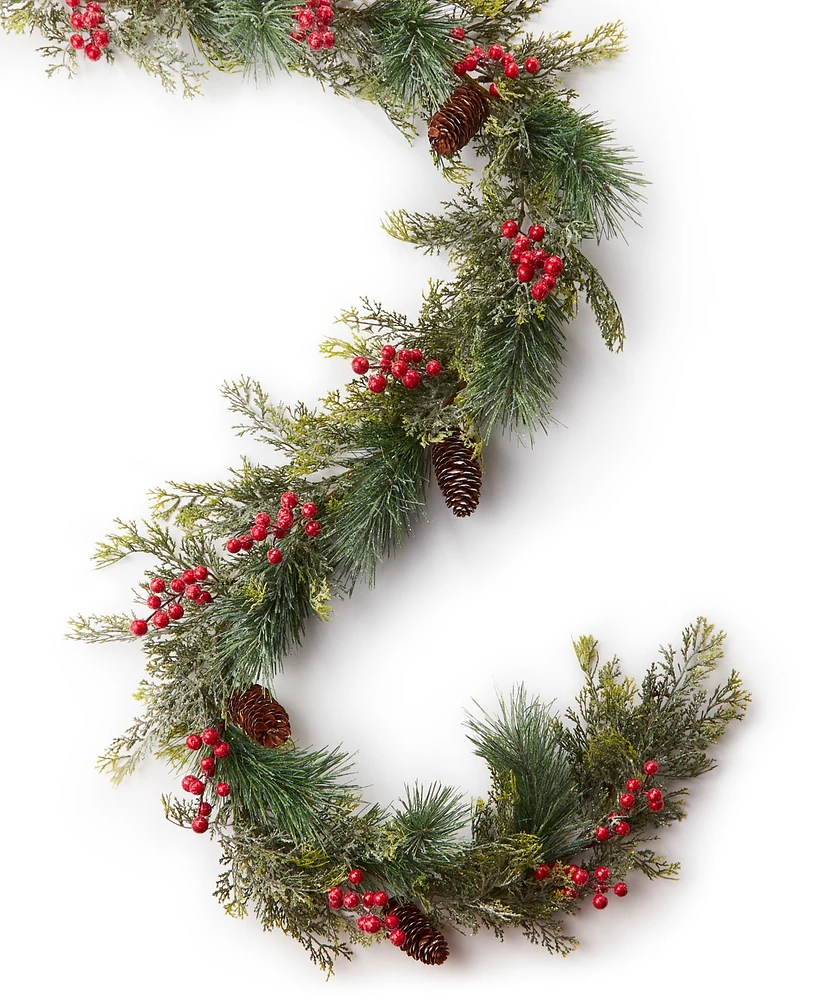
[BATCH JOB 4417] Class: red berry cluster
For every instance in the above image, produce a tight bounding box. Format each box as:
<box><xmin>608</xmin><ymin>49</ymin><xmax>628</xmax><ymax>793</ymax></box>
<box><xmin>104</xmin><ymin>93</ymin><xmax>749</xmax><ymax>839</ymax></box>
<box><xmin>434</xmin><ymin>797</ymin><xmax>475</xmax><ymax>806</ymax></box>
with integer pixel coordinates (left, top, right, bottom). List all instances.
<box><xmin>65</xmin><ymin>0</ymin><xmax>109</xmax><ymax>61</ymax></box>
<box><xmin>129</xmin><ymin>566</ymin><xmax>213</xmax><ymax>637</ymax></box>
<box><xmin>500</xmin><ymin>220</ymin><xmax>564</xmax><ymax>301</ymax></box>
<box><xmin>594</xmin><ymin>759</ymin><xmax>664</xmax><ymax>843</ymax></box>
<box><xmin>327</xmin><ymin>869</ymin><xmax>405</xmax><ymax>946</ymax></box>
<box><xmin>290</xmin><ymin>0</ymin><xmax>336</xmax><ymax>50</ymax></box>
<box><xmin>450</xmin><ymin>28</ymin><xmax>540</xmax><ymax>96</ymax></box>
<box><xmin>351</xmin><ymin>345</ymin><xmax>443</xmax><ymax>394</ymax></box>
<box><xmin>225</xmin><ymin>493</ymin><xmax>321</xmax><ymax>567</ymax></box>
<box><xmin>532</xmin><ymin>861</ymin><xmax>628</xmax><ymax>910</ymax></box>
<box><xmin>180</xmin><ymin>728</ymin><xmax>231</xmax><ymax>835</ymax></box>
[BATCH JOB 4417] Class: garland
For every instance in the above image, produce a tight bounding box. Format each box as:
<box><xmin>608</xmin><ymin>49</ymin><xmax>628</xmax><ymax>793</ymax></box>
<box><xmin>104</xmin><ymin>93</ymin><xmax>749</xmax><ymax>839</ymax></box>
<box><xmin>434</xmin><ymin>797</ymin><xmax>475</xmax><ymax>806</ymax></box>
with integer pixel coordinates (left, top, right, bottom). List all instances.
<box><xmin>5</xmin><ymin>0</ymin><xmax>752</xmax><ymax>974</ymax></box>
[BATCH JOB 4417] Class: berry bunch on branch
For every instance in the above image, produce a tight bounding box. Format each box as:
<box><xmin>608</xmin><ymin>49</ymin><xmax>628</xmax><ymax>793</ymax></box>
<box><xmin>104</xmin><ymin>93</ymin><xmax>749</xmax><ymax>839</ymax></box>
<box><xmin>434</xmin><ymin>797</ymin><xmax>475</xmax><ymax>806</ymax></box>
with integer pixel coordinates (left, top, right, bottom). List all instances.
<box><xmin>65</xmin><ymin>0</ymin><xmax>108</xmax><ymax>62</ymax></box>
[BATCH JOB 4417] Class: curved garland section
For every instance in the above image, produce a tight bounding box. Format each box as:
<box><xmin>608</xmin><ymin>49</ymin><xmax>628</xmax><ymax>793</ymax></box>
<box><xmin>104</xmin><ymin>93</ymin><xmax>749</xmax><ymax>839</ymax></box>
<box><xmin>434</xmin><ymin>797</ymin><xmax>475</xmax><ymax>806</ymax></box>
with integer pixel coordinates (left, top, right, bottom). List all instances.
<box><xmin>13</xmin><ymin>0</ymin><xmax>750</xmax><ymax>974</ymax></box>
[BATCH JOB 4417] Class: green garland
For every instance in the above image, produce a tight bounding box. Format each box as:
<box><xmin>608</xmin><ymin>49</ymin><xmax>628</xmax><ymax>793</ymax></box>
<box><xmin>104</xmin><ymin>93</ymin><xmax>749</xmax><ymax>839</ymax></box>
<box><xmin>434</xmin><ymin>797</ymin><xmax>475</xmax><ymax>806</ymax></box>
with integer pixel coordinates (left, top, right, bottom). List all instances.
<box><xmin>7</xmin><ymin>0</ymin><xmax>749</xmax><ymax>973</ymax></box>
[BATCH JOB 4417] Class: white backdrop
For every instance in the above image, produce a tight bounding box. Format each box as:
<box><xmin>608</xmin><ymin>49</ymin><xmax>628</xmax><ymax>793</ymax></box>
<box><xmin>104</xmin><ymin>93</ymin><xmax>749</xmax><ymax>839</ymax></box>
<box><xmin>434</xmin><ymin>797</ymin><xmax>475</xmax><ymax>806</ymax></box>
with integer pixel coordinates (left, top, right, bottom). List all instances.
<box><xmin>1</xmin><ymin>1</ymin><xmax>814</xmax><ymax>995</ymax></box>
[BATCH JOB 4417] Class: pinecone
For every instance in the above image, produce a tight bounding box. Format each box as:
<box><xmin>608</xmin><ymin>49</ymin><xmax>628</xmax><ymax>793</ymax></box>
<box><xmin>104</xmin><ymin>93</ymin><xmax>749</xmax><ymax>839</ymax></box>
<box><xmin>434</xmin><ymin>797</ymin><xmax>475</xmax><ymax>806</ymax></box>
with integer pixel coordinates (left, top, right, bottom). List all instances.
<box><xmin>226</xmin><ymin>684</ymin><xmax>291</xmax><ymax>748</ymax></box>
<box><xmin>432</xmin><ymin>433</ymin><xmax>482</xmax><ymax>517</ymax></box>
<box><xmin>387</xmin><ymin>902</ymin><xmax>450</xmax><ymax>966</ymax></box>
<box><xmin>428</xmin><ymin>85</ymin><xmax>491</xmax><ymax>157</ymax></box>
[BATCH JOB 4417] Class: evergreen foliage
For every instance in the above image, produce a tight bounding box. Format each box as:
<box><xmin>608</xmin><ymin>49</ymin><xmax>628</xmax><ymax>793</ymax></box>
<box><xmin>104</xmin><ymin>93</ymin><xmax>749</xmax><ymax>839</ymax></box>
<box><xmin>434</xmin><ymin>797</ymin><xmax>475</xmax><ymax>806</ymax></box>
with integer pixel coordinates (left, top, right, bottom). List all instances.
<box><xmin>24</xmin><ymin>0</ymin><xmax>754</xmax><ymax>974</ymax></box>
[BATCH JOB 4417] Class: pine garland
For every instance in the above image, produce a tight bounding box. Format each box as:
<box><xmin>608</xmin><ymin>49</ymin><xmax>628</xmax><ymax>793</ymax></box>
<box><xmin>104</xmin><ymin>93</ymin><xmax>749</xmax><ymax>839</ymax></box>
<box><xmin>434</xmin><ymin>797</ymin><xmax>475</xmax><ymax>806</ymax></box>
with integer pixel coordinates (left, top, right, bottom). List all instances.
<box><xmin>2</xmin><ymin>0</ymin><xmax>749</xmax><ymax>974</ymax></box>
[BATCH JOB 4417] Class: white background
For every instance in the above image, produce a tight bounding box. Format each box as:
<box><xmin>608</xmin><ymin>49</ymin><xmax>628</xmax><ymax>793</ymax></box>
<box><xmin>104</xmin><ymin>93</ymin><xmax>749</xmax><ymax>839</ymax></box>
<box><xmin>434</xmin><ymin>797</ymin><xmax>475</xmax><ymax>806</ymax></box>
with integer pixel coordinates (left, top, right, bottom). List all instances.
<box><xmin>1</xmin><ymin>1</ymin><xmax>815</xmax><ymax>995</ymax></box>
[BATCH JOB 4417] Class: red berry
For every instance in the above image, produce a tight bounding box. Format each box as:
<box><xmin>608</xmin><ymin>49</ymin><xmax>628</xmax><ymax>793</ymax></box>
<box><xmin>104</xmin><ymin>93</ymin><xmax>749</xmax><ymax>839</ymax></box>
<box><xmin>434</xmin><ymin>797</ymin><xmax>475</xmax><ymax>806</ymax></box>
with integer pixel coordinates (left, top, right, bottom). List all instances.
<box><xmin>327</xmin><ymin>894</ymin><xmax>342</xmax><ymax>909</ymax></box>
<box><xmin>316</xmin><ymin>4</ymin><xmax>334</xmax><ymax>24</ymax></box>
<box><xmin>304</xmin><ymin>520</ymin><xmax>321</xmax><ymax>538</ymax></box>
<box><xmin>425</xmin><ymin>360</ymin><xmax>442</xmax><ymax>376</ymax></box>
<box><xmin>281</xmin><ymin>492</ymin><xmax>298</xmax><ymax>509</ymax></box>
<box><xmin>149</xmin><ymin>578</ymin><xmax>166</xmax><ymax>593</ymax></box>
<box><xmin>626</xmin><ymin>778</ymin><xmax>642</xmax><ymax>793</ymax></box>
<box><xmin>519</xmin><ymin>251</ymin><xmax>536</xmax><ymax>268</ymax></box>
<box><xmin>181</xmin><ymin>776</ymin><xmax>195</xmax><ymax>792</ymax></box>
<box><xmin>69</xmin><ymin>33</ymin><xmax>84</xmax><ymax>49</ymax></box>
<box><xmin>463</xmin><ymin>54</ymin><xmax>478</xmax><ymax>71</ymax></box>
<box><xmin>368</xmin><ymin>373</ymin><xmax>387</xmax><ymax>393</ymax></box>
<box><xmin>191</xmin><ymin>816</ymin><xmax>209</xmax><ymax>834</ymax></box>
<box><xmin>198</xmin><ymin>801</ymin><xmax>212</xmax><ymax>817</ymax></box>
<box><xmin>365</xmin><ymin>916</ymin><xmax>382</xmax><ymax>933</ymax></box>
<box><xmin>513</xmin><ymin>235</ymin><xmax>531</xmax><ymax>251</ymax></box>
<box><xmin>84</xmin><ymin>11</ymin><xmax>103</xmax><ymax>28</ymax></box>
<box><xmin>391</xmin><ymin>360</ymin><xmax>408</xmax><ymax>378</ymax></box>
<box><xmin>647</xmin><ymin>787</ymin><xmax>663</xmax><ymax>803</ymax></box>
<box><xmin>402</xmin><ymin>370</ymin><xmax>421</xmax><ymax>389</ymax></box>
<box><xmin>86</xmin><ymin>2</ymin><xmax>100</xmax><ymax>10</ymax></box>
<box><xmin>70</xmin><ymin>12</ymin><xmax>84</xmax><ymax>27</ymax></box>
<box><xmin>528</xmin><ymin>224</ymin><xmax>545</xmax><ymax>242</ymax></box>
<box><xmin>614</xmin><ymin>821</ymin><xmax>630</xmax><ymax>837</ymax></box>
<box><xmin>201</xmin><ymin>728</ymin><xmax>219</xmax><ymax>746</ymax></box>
<box><xmin>488</xmin><ymin>43</ymin><xmax>503</xmax><ymax>60</ymax></box>
<box><xmin>66</xmin><ymin>0</ymin><xmax>80</xmax><ymax>7</ymax></box>
<box><xmin>226</xmin><ymin>538</ymin><xmax>241</xmax><ymax>554</ymax></box>
<box><xmin>409</xmin><ymin>348</ymin><xmax>423</xmax><ymax>363</ymax></box>
<box><xmin>619</xmin><ymin>793</ymin><xmax>635</xmax><ymax>810</ymax></box>
<box><xmin>290</xmin><ymin>29</ymin><xmax>306</xmax><ymax>41</ymax></box>
<box><xmin>146</xmin><ymin>594</ymin><xmax>161</xmax><ymax>610</ymax></box>
<box><xmin>572</xmin><ymin>869</ymin><xmax>589</xmax><ymax>886</ymax></box>
<box><xmin>509</xmin><ymin>250</ymin><xmax>522</xmax><ymax>264</ymax></box>
<box><xmin>322</xmin><ymin>31</ymin><xmax>335</xmax><ymax>48</ymax></box>
<box><xmin>307</xmin><ymin>30</ymin><xmax>322</xmax><ymax>49</ymax></box>
<box><xmin>216</xmin><ymin>782</ymin><xmax>230</xmax><ymax>797</ymax></box>
<box><xmin>181</xmin><ymin>569</ymin><xmax>196</xmax><ymax>585</ymax></box>
<box><xmin>348</xmin><ymin>868</ymin><xmax>364</xmax><ymax>884</ymax></box>
<box><xmin>562</xmin><ymin>887</ymin><xmax>578</xmax><ymax>899</ymax></box>
<box><xmin>351</xmin><ymin>356</ymin><xmax>370</xmax><ymax>375</ymax></box>
<box><xmin>517</xmin><ymin>264</ymin><xmax>535</xmax><ymax>283</ymax></box>
<box><xmin>489</xmin><ymin>82</ymin><xmax>500</xmax><ymax>98</ymax></box>
<box><xmin>595</xmin><ymin>826</ymin><xmax>611</xmax><ymax>842</ymax></box>
<box><xmin>356</xmin><ymin>915</ymin><xmax>368</xmax><ymax>930</ymax></box>
<box><xmin>152</xmin><ymin>611</ymin><xmax>169</xmax><ymax>629</ymax></box>
<box><xmin>533</xmin><ymin>248</ymin><xmax>548</xmax><ymax>266</ymax></box>
<box><xmin>193</xmin><ymin>565</ymin><xmax>208</xmax><ymax>581</ymax></box>
<box><xmin>301</xmin><ymin>502</ymin><xmax>318</xmax><ymax>518</ymax></box>
<box><xmin>594</xmin><ymin>866</ymin><xmax>610</xmax><ymax>883</ymax></box>
<box><xmin>251</xmin><ymin>524</ymin><xmax>268</xmax><ymax>541</ymax></box>
<box><xmin>643</xmin><ymin>759</ymin><xmax>659</xmax><ymax>776</ymax></box>
<box><xmin>566</xmin><ymin>865</ymin><xmax>578</xmax><ymax>876</ymax></box>
<box><xmin>384</xmin><ymin>913</ymin><xmax>400</xmax><ymax>929</ymax></box>
<box><xmin>186</xmin><ymin>733</ymin><xmax>203</xmax><ymax>751</ymax></box>
<box><xmin>255</xmin><ymin>512</ymin><xmax>271</xmax><ymax>527</ymax></box>
<box><xmin>362</xmin><ymin>891</ymin><xmax>375</xmax><ymax>907</ymax></box>
<box><xmin>167</xmin><ymin>603</ymin><xmax>184</xmax><ymax>620</ymax></box>
<box><xmin>343</xmin><ymin>892</ymin><xmax>360</xmax><ymax>909</ymax></box>
<box><xmin>531</xmin><ymin>281</ymin><xmax>549</xmax><ymax>301</ymax></box>
<box><xmin>648</xmin><ymin>799</ymin><xmax>664</xmax><ymax>813</ymax></box>
<box><xmin>373</xmin><ymin>890</ymin><xmax>389</xmax><ymax>907</ymax></box>
<box><xmin>188</xmin><ymin>778</ymin><xmax>205</xmax><ymax>796</ymax></box>
<box><xmin>196</xmin><ymin>591</ymin><xmax>212</xmax><ymax>605</ymax></box>
<box><xmin>380</xmin><ymin>344</ymin><xmax>396</xmax><ymax>361</ymax></box>
<box><xmin>613</xmin><ymin>882</ymin><xmax>628</xmax><ymax>897</ymax></box>
<box><xmin>533</xmin><ymin>864</ymin><xmax>550</xmax><ymax>881</ymax></box>
<box><xmin>451</xmin><ymin>27</ymin><xmax>465</xmax><ymax>40</ymax></box>
<box><xmin>544</xmin><ymin>255</ymin><xmax>564</xmax><ymax>277</ymax></box>
<box><xmin>271</xmin><ymin>525</ymin><xmax>287</xmax><ymax>540</ymax></box>
<box><xmin>184</xmin><ymin>584</ymin><xmax>201</xmax><ymax>601</ymax></box>
<box><xmin>592</xmin><ymin>893</ymin><xmax>608</xmax><ymax>910</ymax></box>
<box><xmin>390</xmin><ymin>929</ymin><xmax>406</xmax><ymax>946</ymax></box>
<box><xmin>277</xmin><ymin>508</ymin><xmax>294</xmax><ymax>528</ymax></box>
<box><xmin>396</xmin><ymin>349</ymin><xmax>411</xmax><ymax>363</ymax></box>
<box><xmin>239</xmin><ymin>535</ymin><xmax>253</xmax><ymax>551</ymax></box>
<box><xmin>524</xmin><ymin>56</ymin><xmax>540</xmax><ymax>74</ymax></box>
<box><xmin>504</xmin><ymin>62</ymin><xmax>519</xmax><ymax>79</ymax></box>
<box><xmin>92</xmin><ymin>28</ymin><xmax>109</xmax><ymax>48</ymax></box>
<box><xmin>267</xmin><ymin>548</ymin><xmax>283</xmax><ymax>565</ymax></box>
<box><xmin>298</xmin><ymin>9</ymin><xmax>315</xmax><ymax>26</ymax></box>
<box><xmin>500</xmin><ymin>220</ymin><xmax>519</xmax><ymax>239</ymax></box>
<box><xmin>200</xmin><ymin>757</ymin><xmax>215</xmax><ymax>774</ymax></box>
<box><xmin>328</xmin><ymin>887</ymin><xmax>343</xmax><ymax>908</ymax></box>
<box><xmin>213</xmin><ymin>741</ymin><xmax>230</xmax><ymax>759</ymax></box>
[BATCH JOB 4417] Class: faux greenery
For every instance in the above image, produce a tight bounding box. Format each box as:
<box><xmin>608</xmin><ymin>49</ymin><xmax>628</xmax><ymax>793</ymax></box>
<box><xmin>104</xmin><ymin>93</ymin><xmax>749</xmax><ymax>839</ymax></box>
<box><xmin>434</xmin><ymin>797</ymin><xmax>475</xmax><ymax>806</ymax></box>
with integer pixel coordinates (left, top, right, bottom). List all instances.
<box><xmin>8</xmin><ymin>0</ymin><xmax>749</xmax><ymax>973</ymax></box>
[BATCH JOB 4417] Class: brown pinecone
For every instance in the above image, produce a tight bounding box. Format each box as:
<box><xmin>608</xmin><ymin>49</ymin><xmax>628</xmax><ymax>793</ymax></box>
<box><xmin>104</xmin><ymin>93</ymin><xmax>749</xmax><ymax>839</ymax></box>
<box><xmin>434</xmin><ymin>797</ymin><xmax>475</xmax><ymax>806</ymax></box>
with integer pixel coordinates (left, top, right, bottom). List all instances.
<box><xmin>432</xmin><ymin>433</ymin><xmax>482</xmax><ymax>517</ymax></box>
<box><xmin>226</xmin><ymin>684</ymin><xmax>291</xmax><ymax>748</ymax></box>
<box><xmin>387</xmin><ymin>902</ymin><xmax>450</xmax><ymax>966</ymax></box>
<box><xmin>428</xmin><ymin>85</ymin><xmax>491</xmax><ymax>157</ymax></box>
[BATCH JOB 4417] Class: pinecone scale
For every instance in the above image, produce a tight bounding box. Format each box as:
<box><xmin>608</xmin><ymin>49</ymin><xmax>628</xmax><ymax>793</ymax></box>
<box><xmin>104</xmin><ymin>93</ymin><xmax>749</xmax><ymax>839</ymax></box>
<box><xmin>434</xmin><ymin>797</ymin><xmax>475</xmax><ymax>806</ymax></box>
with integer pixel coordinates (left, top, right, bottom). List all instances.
<box><xmin>432</xmin><ymin>433</ymin><xmax>482</xmax><ymax>517</ymax></box>
<box><xmin>428</xmin><ymin>85</ymin><xmax>491</xmax><ymax>157</ymax></box>
<box><xmin>226</xmin><ymin>684</ymin><xmax>291</xmax><ymax>748</ymax></box>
